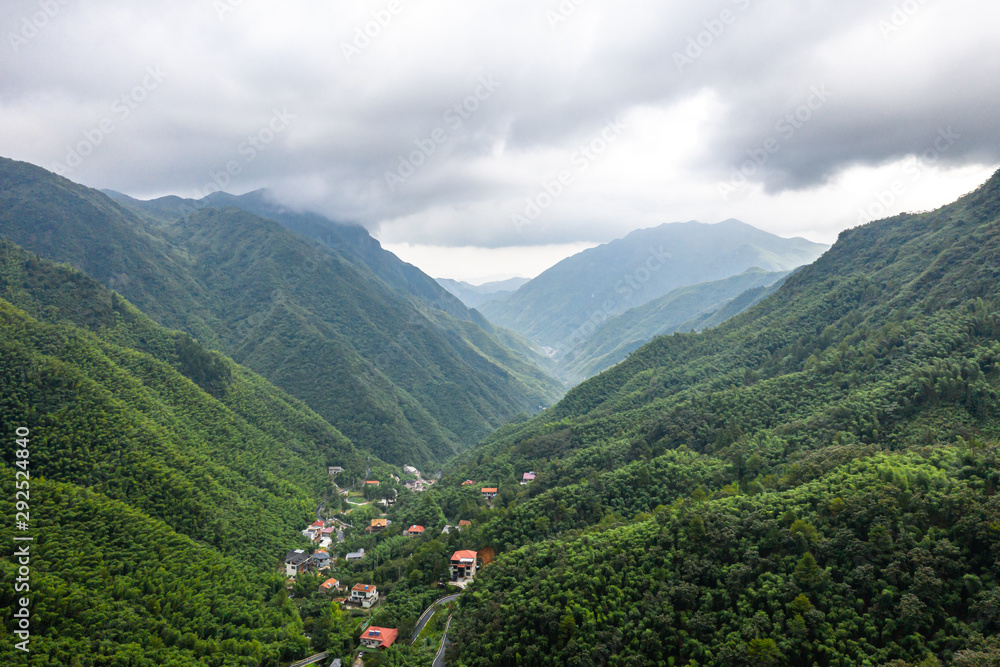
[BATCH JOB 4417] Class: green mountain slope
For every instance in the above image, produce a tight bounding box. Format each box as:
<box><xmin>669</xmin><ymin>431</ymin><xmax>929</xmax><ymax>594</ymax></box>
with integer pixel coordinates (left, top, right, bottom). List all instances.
<box><xmin>1</xmin><ymin>158</ymin><xmax>563</xmax><ymax>467</ymax></box>
<box><xmin>479</xmin><ymin>219</ymin><xmax>828</xmax><ymax>349</ymax></box>
<box><xmin>0</xmin><ymin>241</ymin><xmax>384</xmax><ymax>664</ymax></box>
<box><xmin>558</xmin><ymin>267</ymin><xmax>790</xmax><ymax>383</ymax></box>
<box><xmin>441</xmin><ymin>172</ymin><xmax>1000</xmax><ymax>666</ymax></box>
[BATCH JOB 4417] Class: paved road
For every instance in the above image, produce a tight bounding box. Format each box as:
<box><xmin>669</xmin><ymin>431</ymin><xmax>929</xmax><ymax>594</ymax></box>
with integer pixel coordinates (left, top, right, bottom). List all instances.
<box><xmin>432</xmin><ymin>616</ymin><xmax>453</xmax><ymax>667</ymax></box>
<box><xmin>316</xmin><ymin>501</ymin><xmax>325</xmax><ymax>521</ymax></box>
<box><xmin>411</xmin><ymin>594</ymin><xmax>460</xmax><ymax>643</ymax></box>
<box><xmin>288</xmin><ymin>651</ymin><xmax>328</xmax><ymax>667</ymax></box>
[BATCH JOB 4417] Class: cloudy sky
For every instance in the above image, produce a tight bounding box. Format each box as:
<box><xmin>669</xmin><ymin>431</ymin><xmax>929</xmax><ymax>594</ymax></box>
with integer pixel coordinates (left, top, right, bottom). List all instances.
<box><xmin>2</xmin><ymin>0</ymin><xmax>998</xmax><ymax>282</ymax></box>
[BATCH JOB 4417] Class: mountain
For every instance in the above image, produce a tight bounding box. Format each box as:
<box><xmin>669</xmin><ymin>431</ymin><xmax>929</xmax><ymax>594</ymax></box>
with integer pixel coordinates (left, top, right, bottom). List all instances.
<box><xmin>556</xmin><ymin>267</ymin><xmax>791</xmax><ymax>382</ymax></box>
<box><xmin>0</xmin><ymin>240</ymin><xmax>382</xmax><ymax>664</ymax></box>
<box><xmin>478</xmin><ymin>219</ymin><xmax>829</xmax><ymax>350</ymax></box>
<box><xmin>436</xmin><ymin>277</ymin><xmax>531</xmax><ymax>309</ymax></box>
<box><xmin>439</xmin><ymin>171</ymin><xmax>1000</xmax><ymax>665</ymax></box>
<box><xmin>1</xmin><ymin>158</ymin><xmax>563</xmax><ymax>467</ymax></box>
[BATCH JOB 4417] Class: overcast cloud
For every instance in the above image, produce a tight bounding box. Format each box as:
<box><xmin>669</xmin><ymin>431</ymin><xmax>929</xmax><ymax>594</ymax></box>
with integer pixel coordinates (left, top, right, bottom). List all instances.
<box><xmin>2</xmin><ymin>0</ymin><xmax>998</xmax><ymax>281</ymax></box>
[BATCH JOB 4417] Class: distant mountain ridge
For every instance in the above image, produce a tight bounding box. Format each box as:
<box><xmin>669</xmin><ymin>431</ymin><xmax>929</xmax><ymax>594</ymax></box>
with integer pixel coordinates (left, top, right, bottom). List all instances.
<box><xmin>479</xmin><ymin>219</ymin><xmax>829</xmax><ymax>350</ymax></box>
<box><xmin>557</xmin><ymin>267</ymin><xmax>791</xmax><ymax>382</ymax></box>
<box><xmin>435</xmin><ymin>276</ymin><xmax>530</xmax><ymax>309</ymax></box>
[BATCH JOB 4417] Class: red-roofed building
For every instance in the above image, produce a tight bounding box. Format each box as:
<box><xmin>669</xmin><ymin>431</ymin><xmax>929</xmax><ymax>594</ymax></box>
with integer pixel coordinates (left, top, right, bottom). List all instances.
<box><xmin>450</xmin><ymin>550</ymin><xmax>478</xmax><ymax>580</ymax></box>
<box><xmin>461</xmin><ymin>480</ymin><xmax>475</xmax><ymax>486</ymax></box>
<box><xmin>365</xmin><ymin>480</ymin><xmax>380</xmax><ymax>487</ymax></box>
<box><xmin>481</xmin><ymin>487</ymin><xmax>498</xmax><ymax>500</ymax></box>
<box><xmin>319</xmin><ymin>578</ymin><xmax>341</xmax><ymax>593</ymax></box>
<box><xmin>404</xmin><ymin>525</ymin><xmax>425</xmax><ymax>536</ymax></box>
<box><xmin>521</xmin><ymin>472</ymin><xmax>536</xmax><ymax>485</ymax></box>
<box><xmin>458</xmin><ymin>520</ymin><xmax>472</xmax><ymax>529</ymax></box>
<box><xmin>360</xmin><ymin>626</ymin><xmax>398</xmax><ymax>650</ymax></box>
<box><xmin>351</xmin><ymin>583</ymin><xmax>379</xmax><ymax>608</ymax></box>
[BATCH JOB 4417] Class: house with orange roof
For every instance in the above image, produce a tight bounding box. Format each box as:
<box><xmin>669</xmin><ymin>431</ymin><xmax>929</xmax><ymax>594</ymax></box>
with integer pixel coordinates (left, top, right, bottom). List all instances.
<box><xmin>450</xmin><ymin>550</ymin><xmax>478</xmax><ymax>580</ymax></box>
<box><xmin>360</xmin><ymin>626</ymin><xmax>398</xmax><ymax>650</ymax></box>
<box><xmin>458</xmin><ymin>520</ymin><xmax>472</xmax><ymax>529</ymax></box>
<box><xmin>461</xmin><ymin>480</ymin><xmax>475</xmax><ymax>486</ymax></box>
<box><xmin>350</xmin><ymin>583</ymin><xmax>379</xmax><ymax>608</ymax></box>
<box><xmin>481</xmin><ymin>487</ymin><xmax>498</xmax><ymax>500</ymax></box>
<box><xmin>404</xmin><ymin>525</ymin><xmax>425</xmax><ymax>536</ymax></box>
<box><xmin>319</xmin><ymin>578</ymin><xmax>342</xmax><ymax>593</ymax></box>
<box><xmin>366</xmin><ymin>518</ymin><xmax>388</xmax><ymax>533</ymax></box>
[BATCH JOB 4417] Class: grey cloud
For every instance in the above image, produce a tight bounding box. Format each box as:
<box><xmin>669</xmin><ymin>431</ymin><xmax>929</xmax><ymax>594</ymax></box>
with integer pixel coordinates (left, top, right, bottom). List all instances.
<box><xmin>1</xmin><ymin>0</ymin><xmax>998</xmax><ymax>250</ymax></box>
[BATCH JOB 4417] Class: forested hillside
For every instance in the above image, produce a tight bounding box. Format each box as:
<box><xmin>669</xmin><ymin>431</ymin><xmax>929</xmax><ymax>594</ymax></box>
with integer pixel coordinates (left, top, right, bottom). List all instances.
<box><xmin>442</xmin><ymin>172</ymin><xmax>1000</xmax><ymax>665</ymax></box>
<box><xmin>0</xmin><ymin>158</ymin><xmax>563</xmax><ymax>467</ymax></box>
<box><xmin>0</xmin><ymin>241</ymin><xmax>381</xmax><ymax>664</ymax></box>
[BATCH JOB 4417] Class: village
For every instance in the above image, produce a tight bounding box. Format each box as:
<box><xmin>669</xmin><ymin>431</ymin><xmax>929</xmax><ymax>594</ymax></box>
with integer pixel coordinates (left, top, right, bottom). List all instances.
<box><xmin>276</xmin><ymin>464</ymin><xmax>537</xmax><ymax>665</ymax></box>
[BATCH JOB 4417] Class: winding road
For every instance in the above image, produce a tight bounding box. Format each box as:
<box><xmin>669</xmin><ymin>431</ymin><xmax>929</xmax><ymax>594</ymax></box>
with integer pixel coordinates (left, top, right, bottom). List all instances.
<box><xmin>433</xmin><ymin>616</ymin><xmax>453</xmax><ymax>667</ymax></box>
<box><xmin>411</xmin><ymin>593</ymin><xmax>460</xmax><ymax>643</ymax></box>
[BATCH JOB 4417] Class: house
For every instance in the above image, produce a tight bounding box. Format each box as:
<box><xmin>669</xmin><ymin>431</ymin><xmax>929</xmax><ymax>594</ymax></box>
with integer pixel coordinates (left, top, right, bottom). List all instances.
<box><xmin>404</xmin><ymin>525</ymin><xmax>425</xmax><ymax>536</ymax></box>
<box><xmin>458</xmin><ymin>520</ymin><xmax>472</xmax><ymax>529</ymax></box>
<box><xmin>350</xmin><ymin>583</ymin><xmax>379</xmax><ymax>608</ymax></box>
<box><xmin>450</xmin><ymin>550</ymin><xmax>478</xmax><ymax>580</ymax></box>
<box><xmin>328</xmin><ymin>466</ymin><xmax>344</xmax><ymax>476</ymax></box>
<box><xmin>321</xmin><ymin>526</ymin><xmax>336</xmax><ymax>538</ymax></box>
<box><xmin>461</xmin><ymin>480</ymin><xmax>475</xmax><ymax>486</ymax></box>
<box><xmin>346</xmin><ymin>548</ymin><xmax>365</xmax><ymax>562</ymax></box>
<box><xmin>481</xmin><ymin>487</ymin><xmax>498</xmax><ymax>500</ymax></box>
<box><xmin>366</xmin><ymin>518</ymin><xmax>388</xmax><ymax>533</ymax></box>
<box><xmin>319</xmin><ymin>578</ymin><xmax>342</xmax><ymax>593</ymax></box>
<box><xmin>403</xmin><ymin>465</ymin><xmax>418</xmax><ymax>475</ymax></box>
<box><xmin>521</xmin><ymin>472</ymin><xmax>536</xmax><ymax>485</ymax></box>
<box><xmin>365</xmin><ymin>480</ymin><xmax>380</xmax><ymax>487</ymax></box>
<box><xmin>312</xmin><ymin>550</ymin><xmax>331</xmax><ymax>571</ymax></box>
<box><xmin>359</xmin><ymin>626</ymin><xmax>398</xmax><ymax>650</ymax></box>
<box><xmin>441</xmin><ymin>525</ymin><xmax>453</xmax><ymax>534</ymax></box>
<box><xmin>285</xmin><ymin>550</ymin><xmax>312</xmax><ymax>578</ymax></box>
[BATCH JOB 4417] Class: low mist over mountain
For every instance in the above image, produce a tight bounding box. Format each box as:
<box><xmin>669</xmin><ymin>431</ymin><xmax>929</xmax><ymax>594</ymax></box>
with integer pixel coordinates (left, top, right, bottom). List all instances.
<box><xmin>479</xmin><ymin>220</ymin><xmax>829</xmax><ymax>350</ymax></box>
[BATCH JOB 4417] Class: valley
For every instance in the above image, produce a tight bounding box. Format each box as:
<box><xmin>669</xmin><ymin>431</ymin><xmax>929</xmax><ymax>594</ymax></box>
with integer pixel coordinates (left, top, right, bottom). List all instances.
<box><xmin>1</xmin><ymin>161</ymin><xmax>999</xmax><ymax>667</ymax></box>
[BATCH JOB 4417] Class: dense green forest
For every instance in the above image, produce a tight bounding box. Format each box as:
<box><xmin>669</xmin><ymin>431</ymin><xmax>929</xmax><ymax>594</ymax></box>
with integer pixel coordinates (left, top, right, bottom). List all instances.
<box><xmin>439</xmin><ymin>171</ymin><xmax>1000</xmax><ymax>665</ymax></box>
<box><xmin>0</xmin><ymin>242</ymin><xmax>391</xmax><ymax>664</ymax></box>
<box><xmin>0</xmin><ymin>157</ymin><xmax>563</xmax><ymax>467</ymax></box>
